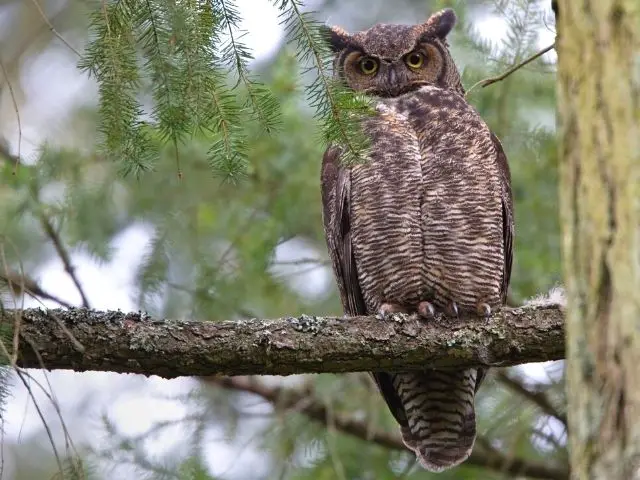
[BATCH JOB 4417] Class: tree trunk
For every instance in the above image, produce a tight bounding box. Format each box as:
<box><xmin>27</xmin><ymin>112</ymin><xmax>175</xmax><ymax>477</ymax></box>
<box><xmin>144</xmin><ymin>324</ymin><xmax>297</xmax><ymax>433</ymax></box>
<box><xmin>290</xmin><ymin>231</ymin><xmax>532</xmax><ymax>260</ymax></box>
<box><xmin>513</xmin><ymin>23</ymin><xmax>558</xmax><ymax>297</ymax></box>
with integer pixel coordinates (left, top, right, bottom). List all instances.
<box><xmin>556</xmin><ymin>1</ymin><xmax>640</xmax><ymax>478</ymax></box>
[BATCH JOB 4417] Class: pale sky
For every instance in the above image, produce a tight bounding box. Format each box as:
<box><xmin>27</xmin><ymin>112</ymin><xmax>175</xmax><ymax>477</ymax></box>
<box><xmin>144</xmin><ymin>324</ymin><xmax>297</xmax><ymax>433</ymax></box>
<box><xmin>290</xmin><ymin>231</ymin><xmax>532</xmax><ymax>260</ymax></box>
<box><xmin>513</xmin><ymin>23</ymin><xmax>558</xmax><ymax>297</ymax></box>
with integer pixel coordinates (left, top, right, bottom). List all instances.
<box><xmin>1</xmin><ymin>2</ymin><xmax>561</xmax><ymax>478</ymax></box>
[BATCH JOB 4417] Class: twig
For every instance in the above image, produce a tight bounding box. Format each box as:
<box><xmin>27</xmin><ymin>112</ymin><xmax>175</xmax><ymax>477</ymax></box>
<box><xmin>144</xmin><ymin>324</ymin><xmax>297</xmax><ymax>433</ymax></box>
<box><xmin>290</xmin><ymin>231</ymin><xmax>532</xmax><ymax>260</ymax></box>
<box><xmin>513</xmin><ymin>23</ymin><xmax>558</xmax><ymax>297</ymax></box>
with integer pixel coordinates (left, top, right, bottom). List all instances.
<box><xmin>12</xmin><ymin>369</ymin><xmax>65</xmax><ymax>475</ymax></box>
<box><xmin>0</xmin><ymin>271</ymin><xmax>74</xmax><ymax>309</ymax></box>
<box><xmin>465</xmin><ymin>43</ymin><xmax>556</xmax><ymax>97</ymax></box>
<box><xmin>20</xmin><ymin>367</ymin><xmax>80</xmax><ymax>455</ymax></box>
<box><xmin>210</xmin><ymin>376</ymin><xmax>568</xmax><ymax>480</ymax></box>
<box><xmin>531</xmin><ymin>427</ymin><xmax>566</xmax><ymax>452</ymax></box>
<box><xmin>0</xmin><ymin>243</ymin><xmax>25</xmax><ymax>366</ymax></box>
<box><xmin>496</xmin><ymin>371</ymin><xmax>567</xmax><ymax>427</ymax></box>
<box><xmin>37</xmin><ymin>214</ymin><xmax>91</xmax><ymax>308</ymax></box>
<box><xmin>0</xmin><ymin>304</ymin><xmax>83</xmax><ymax>475</ymax></box>
<box><xmin>0</xmin><ymin>142</ymin><xmax>22</xmax><ymax>168</ymax></box>
<box><xmin>166</xmin><ymin>282</ymin><xmax>258</xmax><ymax>319</ymax></box>
<box><xmin>0</xmin><ymin>56</ymin><xmax>22</xmax><ymax>174</ymax></box>
<box><xmin>210</xmin><ymin>376</ymin><xmax>417</xmax><ymax>450</ymax></box>
<box><xmin>29</xmin><ymin>0</ymin><xmax>82</xmax><ymax>58</ymax></box>
<box><xmin>214</xmin><ymin>183</ymin><xmax>282</xmax><ymax>272</ymax></box>
<box><xmin>272</xmin><ymin>258</ymin><xmax>330</xmax><ymax>267</ymax></box>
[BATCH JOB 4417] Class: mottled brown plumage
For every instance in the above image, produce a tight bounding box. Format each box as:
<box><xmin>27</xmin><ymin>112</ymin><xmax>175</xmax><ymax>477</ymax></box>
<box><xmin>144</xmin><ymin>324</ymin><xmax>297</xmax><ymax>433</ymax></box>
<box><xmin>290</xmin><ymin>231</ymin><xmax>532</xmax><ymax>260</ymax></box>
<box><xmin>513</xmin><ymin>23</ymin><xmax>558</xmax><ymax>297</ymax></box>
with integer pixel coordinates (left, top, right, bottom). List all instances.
<box><xmin>320</xmin><ymin>8</ymin><xmax>514</xmax><ymax>472</ymax></box>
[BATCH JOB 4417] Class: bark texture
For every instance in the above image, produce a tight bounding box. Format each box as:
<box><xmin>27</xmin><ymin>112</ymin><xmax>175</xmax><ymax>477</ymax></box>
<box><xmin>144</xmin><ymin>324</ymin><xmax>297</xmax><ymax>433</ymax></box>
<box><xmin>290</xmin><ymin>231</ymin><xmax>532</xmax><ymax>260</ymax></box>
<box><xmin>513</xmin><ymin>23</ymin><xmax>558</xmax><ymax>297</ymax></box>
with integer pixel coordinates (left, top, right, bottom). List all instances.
<box><xmin>1</xmin><ymin>305</ymin><xmax>564</xmax><ymax>377</ymax></box>
<box><xmin>556</xmin><ymin>1</ymin><xmax>640</xmax><ymax>478</ymax></box>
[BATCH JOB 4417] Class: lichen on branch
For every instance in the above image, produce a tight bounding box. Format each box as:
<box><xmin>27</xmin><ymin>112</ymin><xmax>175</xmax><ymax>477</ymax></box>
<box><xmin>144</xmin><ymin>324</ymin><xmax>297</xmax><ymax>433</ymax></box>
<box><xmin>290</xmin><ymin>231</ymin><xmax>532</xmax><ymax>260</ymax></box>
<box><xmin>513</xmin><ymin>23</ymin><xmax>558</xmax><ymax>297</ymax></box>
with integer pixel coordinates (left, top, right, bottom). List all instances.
<box><xmin>1</xmin><ymin>305</ymin><xmax>564</xmax><ymax>378</ymax></box>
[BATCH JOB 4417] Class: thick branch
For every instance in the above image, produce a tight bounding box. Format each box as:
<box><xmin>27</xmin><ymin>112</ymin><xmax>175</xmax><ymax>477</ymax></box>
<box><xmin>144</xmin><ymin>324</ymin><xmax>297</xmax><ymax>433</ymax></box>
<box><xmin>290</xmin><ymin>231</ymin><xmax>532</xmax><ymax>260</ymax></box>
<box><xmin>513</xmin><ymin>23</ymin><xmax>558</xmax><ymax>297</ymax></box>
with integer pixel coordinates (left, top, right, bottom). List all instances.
<box><xmin>210</xmin><ymin>376</ymin><xmax>568</xmax><ymax>480</ymax></box>
<box><xmin>3</xmin><ymin>305</ymin><xmax>565</xmax><ymax>377</ymax></box>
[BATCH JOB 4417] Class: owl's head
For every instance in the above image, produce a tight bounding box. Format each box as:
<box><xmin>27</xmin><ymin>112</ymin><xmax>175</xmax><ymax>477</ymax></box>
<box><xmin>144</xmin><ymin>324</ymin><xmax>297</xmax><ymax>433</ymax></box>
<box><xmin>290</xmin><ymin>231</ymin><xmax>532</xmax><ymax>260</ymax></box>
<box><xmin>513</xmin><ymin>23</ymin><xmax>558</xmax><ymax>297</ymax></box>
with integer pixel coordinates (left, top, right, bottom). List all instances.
<box><xmin>325</xmin><ymin>9</ymin><xmax>464</xmax><ymax>97</ymax></box>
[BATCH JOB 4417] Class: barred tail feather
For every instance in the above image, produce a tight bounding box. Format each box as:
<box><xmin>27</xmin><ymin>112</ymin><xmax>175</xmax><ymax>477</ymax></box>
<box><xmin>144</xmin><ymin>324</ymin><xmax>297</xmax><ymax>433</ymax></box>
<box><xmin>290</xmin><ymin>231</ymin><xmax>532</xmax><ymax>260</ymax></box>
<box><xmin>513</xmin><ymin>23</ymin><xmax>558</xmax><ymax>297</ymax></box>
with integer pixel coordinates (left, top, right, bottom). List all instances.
<box><xmin>393</xmin><ymin>368</ymin><xmax>478</xmax><ymax>472</ymax></box>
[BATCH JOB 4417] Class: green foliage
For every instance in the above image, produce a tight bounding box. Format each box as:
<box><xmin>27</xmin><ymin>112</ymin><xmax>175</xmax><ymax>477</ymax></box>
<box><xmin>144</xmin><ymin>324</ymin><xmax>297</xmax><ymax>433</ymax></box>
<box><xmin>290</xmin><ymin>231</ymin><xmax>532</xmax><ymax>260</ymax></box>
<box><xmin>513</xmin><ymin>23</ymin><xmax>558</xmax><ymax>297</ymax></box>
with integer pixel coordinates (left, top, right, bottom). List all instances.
<box><xmin>177</xmin><ymin>457</ymin><xmax>219</xmax><ymax>480</ymax></box>
<box><xmin>78</xmin><ymin>0</ymin><xmax>156</xmax><ymax>177</ymax></box>
<box><xmin>78</xmin><ymin>0</ymin><xmax>372</xmax><ymax>180</ymax></box>
<box><xmin>54</xmin><ymin>457</ymin><xmax>93</xmax><ymax>480</ymax></box>
<box><xmin>276</xmin><ymin>0</ymin><xmax>374</xmax><ymax>165</ymax></box>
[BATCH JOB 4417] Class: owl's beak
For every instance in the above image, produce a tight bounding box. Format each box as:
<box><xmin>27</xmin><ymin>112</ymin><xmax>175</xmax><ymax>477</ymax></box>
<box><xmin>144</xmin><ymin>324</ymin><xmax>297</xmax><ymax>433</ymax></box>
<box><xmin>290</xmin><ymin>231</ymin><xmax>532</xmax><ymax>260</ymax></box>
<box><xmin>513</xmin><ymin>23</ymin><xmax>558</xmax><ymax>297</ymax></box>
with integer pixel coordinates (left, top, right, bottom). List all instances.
<box><xmin>387</xmin><ymin>67</ymin><xmax>399</xmax><ymax>88</ymax></box>
<box><xmin>387</xmin><ymin>67</ymin><xmax>402</xmax><ymax>95</ymax></box>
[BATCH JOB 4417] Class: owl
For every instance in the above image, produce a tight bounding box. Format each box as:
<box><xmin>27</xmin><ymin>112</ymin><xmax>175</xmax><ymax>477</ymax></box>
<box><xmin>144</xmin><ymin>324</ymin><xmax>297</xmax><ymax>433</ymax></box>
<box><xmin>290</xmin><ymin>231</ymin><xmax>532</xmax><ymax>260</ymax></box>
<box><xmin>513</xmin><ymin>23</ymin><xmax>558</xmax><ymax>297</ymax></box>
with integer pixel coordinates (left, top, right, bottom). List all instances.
<box><xmin>320</xmin><ymin>8</ymin><xmax>514</xmax><ymax>472</ymax></box>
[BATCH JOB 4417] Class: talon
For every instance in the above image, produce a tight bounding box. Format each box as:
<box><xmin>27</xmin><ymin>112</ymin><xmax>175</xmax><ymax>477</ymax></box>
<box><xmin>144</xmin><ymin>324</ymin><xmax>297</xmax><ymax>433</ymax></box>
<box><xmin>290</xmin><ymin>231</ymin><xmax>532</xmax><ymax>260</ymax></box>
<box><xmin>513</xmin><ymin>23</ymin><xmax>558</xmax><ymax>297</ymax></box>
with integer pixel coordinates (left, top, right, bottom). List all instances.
<box><xmin>378</xmin><ymin>303</ymin><xmax>406</xmax><ymax>319</ymax></box>
<box><xmin>447</xmin><ymin>301</ymin><xmax>459</xmax><ymax>318</ymax></box>
<box><xmin>477</xmin><ymin>302</ymin><xmax>492</xmax><ymax>318</ymax></box>
<box><xmin>418</xmin><ymin>301</ymin><xmax>436</xmax><ymax>319</ymax></box>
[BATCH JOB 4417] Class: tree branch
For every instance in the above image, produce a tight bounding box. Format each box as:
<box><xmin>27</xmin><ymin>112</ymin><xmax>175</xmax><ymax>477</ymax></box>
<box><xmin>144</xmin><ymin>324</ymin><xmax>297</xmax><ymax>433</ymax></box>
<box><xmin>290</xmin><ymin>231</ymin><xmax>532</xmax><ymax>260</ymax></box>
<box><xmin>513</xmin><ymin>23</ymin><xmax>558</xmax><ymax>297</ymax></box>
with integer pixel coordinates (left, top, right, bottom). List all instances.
<box><xmin>0</xmin><ymin>139</ymin><xmax>22</xmax><ymax>171</ymax></box>
<box><xmin>0</xmin><ymin>270</ymin><xmax>74</xmax><ymax>309</ymax></box>
<box><xmin>3</xmin><ymin>304</ymin><xmax>565</xmax><ymax>377</ymax></box>
<box><xmin>496</xmin><ymin>370</ymin><xmax>567</xmax><ymax>427</ymax></box>
<box><xmin>465</xmin><ymin>43</ymin><xmax>556</xmax><ymax>97</ymax></box>
<box><xmin>37</xmin><ymin>214</ymin><xmax>91</xmax><ymax>308</ymax></box>
<box><xmin>209</xmin><ymin>376</ymin><xmax>568</xmax><ymax>480</ymax></box>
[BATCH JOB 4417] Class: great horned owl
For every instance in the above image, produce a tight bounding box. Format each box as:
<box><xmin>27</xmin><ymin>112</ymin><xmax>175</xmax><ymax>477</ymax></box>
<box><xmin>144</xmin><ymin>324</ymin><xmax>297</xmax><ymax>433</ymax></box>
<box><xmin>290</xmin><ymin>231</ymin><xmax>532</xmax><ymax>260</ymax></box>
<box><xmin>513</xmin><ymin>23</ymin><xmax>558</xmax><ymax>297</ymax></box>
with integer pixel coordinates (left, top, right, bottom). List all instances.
<box><xmin>320</xmin><ymin>9</ymin><xmax>514</xmax><ymax>472</ymax></box>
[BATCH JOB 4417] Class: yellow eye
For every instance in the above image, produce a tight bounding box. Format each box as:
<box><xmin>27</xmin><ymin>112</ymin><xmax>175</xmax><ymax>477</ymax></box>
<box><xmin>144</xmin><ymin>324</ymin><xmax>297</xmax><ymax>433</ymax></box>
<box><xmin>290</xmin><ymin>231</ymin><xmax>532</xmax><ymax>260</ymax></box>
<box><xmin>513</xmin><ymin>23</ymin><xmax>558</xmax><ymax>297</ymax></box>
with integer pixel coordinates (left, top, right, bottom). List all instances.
<box><xmin>405</xmin><ymin>52</ymin><xmax>424</xmax><ymax>69</ymax></box>
<box><xmin>358</xmin><ymin>56</ymin><xmax>379</xmax><ymax>75</ymax></box>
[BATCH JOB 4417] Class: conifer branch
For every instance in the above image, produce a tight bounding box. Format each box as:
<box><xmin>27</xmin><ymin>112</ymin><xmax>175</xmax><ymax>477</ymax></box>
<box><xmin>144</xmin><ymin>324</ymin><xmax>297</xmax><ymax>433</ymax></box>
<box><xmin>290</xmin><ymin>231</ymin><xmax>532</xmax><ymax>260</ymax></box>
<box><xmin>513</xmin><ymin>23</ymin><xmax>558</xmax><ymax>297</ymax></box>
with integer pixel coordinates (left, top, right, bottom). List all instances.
<box><xmin>275</xmin><ymin>0</ymin><xmax>373</xmax><ymax>165</ymax></box>
<box><xmin>78</xmin><ymin>0</ymin><xmax>155</xmax><ymax>176</ymax></box>
<box><xmin>216</xmin><ymin>0</ymin><xmax>281</xmax><ymax>133</ymax></box>
<box><xmin>187</xmin><ymin>3</ymin><xmax>250</xmax><ymax>178</ymax></box>
<box><xmin>210</xmin><ymin>376</ymin><xmax>568</xmax><ymax>480</ymax></box>
<box><xmin>140</xmin><ymin>0</ymin><xmax>184</xmax><ymax>177</ymax></box>
<box><xmin>4</xmin><ymin>304</ymin><xmax>564</xmax><ymax>376</ymax></box>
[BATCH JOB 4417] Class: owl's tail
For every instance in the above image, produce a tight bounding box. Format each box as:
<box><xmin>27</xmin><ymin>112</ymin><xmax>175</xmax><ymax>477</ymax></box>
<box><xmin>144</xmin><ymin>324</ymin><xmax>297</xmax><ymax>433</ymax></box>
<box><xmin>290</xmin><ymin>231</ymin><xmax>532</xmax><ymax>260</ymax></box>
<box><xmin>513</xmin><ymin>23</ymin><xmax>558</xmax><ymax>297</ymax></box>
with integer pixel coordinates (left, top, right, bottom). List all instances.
<box><xmin>374</xmin><ymin>368</ymin><xmax>479</xmax><ymax>472</ymax></box>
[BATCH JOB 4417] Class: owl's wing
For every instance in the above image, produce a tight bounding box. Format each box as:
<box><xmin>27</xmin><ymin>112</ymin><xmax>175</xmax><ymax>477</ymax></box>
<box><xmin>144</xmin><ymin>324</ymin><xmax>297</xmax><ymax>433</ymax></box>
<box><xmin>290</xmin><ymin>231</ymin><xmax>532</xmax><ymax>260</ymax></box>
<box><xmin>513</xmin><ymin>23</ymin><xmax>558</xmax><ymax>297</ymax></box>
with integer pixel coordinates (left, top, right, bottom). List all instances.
<box><xmin>320</xmin><ymin>146</ymin><xmax>366</xmax><ymax>316</ymax></box>
<box><xmin>475</xmin><ymin>134</ymin><xmax>514</xmax><ymax>393</ymax></box>
<box><xmin>491</xmin><ymin>132</ymin><xmax>514</xmax><ymax>302</ymax></box>
<box><xmin>321</xmin><ymin>146</ymin><xmax>408</xmax><ymax>426</ymax></box>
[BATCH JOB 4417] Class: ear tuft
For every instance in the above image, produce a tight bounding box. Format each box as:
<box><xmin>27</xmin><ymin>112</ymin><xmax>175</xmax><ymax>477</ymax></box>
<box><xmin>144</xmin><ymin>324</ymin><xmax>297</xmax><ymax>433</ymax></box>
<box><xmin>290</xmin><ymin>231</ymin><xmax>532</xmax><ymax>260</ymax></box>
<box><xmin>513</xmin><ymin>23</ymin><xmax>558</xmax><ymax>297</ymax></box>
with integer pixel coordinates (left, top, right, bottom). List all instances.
<box><xmin>321</xmin><ymin>25</ymin><xmax>352</xmax><ymax>52</ymax></box>
<box><xmin>424</xmin><ymin>8</ymin><xmax>457</xmax><ymax>39</ymax></box>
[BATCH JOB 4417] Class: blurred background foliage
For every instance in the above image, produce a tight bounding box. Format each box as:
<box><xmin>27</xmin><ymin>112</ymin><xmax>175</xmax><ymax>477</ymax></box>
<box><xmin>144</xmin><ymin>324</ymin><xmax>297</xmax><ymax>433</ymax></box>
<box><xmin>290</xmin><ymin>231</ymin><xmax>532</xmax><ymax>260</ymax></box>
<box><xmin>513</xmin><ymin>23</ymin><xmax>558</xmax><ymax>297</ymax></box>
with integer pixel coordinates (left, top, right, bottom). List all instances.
<box><xmin>0</xmin><ymin>0</ymin><xmax>565</xmax><ymax>479</ymax></box>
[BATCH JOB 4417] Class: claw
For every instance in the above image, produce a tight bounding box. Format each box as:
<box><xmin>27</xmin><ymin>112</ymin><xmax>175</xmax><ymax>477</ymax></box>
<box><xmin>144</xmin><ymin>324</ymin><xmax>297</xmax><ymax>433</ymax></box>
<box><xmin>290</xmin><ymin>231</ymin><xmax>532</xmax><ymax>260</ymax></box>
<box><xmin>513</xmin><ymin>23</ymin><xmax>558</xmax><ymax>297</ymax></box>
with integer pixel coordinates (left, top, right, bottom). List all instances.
<box><xmin>477</xmin><ymin>302</ymin><xmax>492</xmax><ymax>318</ymax></box>
<box><xmin>378</xmin><ymin>303</ymin><xmax>406</xmax><ymax>320</ymax></box>
<box><xmin>418</xmin><ymin>301</ymin><xmax>436</xmax><ymax>319</ymax></box>
<box><xmin>446</xmin><ymin>301</ymin><xmax>459</xmax><ymax>318</ymax></box>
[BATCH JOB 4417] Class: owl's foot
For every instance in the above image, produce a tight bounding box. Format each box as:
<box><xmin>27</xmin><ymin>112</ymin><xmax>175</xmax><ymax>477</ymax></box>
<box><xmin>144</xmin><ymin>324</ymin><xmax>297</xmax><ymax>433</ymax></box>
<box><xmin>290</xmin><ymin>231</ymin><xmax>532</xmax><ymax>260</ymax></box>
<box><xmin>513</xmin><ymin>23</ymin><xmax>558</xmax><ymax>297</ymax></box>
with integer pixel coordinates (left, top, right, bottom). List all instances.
<box><xmin>417</xmin><ymin>300</ymin><xmax>436</xmax><ymax>319</ymax></box>
<box><xmin>445</xmin><ymin>301</ymin><xmax>459</xmax><ymax>318</ymax></box>
<box><xmin>377</xmin><ymin>303</ymin><xmax>407</xmax><ymax>321</ymax></box>
<box><xmin>477</xmin><ymin>302</ymin><xmax>492</xmax><ymax>318</ymax></box>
